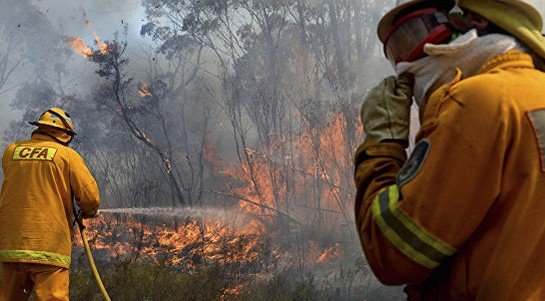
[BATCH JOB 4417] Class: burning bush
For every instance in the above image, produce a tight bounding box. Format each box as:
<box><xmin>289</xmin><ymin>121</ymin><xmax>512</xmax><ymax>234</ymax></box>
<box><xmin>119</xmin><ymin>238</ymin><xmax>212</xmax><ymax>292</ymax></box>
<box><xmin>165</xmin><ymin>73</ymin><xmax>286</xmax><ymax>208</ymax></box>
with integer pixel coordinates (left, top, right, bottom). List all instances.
<box><xmin>75</xmin><ymin>208</ymin><xmax>274</xmax><ymax>273</ymax></box>
<box><xmin>69</xmin><ymin>207</ymin><xmax>367</xmax><ymax>299</ymax></box>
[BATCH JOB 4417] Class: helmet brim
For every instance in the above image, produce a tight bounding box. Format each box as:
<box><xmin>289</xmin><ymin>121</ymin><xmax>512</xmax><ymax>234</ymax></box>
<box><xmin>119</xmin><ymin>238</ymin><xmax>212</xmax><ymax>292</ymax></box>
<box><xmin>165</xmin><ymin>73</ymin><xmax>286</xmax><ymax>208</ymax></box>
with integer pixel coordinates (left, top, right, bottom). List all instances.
<box><xmin>378</xmin><ymin>0</ymin><xmax>433</xmax><ymax>43</ymax></box>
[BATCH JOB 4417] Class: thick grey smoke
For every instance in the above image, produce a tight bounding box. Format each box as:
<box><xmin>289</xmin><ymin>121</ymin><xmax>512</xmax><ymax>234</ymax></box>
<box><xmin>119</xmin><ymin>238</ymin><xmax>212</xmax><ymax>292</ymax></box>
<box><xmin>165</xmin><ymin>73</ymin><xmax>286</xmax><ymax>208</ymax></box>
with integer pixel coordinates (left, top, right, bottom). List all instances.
<box><xmin>0</xmin><ymin>0</ymin><xmax>150</xmax><ymax>140</ymax></box>
<box><xmin>2</xmin><ymin>0</ymin><xmax>543</xmax><ymax>140</ymax></box>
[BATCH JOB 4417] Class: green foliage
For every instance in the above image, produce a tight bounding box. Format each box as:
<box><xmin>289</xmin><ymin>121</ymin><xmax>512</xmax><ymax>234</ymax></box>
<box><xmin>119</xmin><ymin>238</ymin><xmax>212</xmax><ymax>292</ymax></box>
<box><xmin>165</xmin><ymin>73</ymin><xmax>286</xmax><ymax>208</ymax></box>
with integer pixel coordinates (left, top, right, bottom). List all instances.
<box><xmin>70</xmin><ymin>261</ymin><xmax>231</xmax><ymax>301</ymax></box>
<box><xmin>239</xmin><ymin>270</ymin><xmax>324</xmax><ymax>301</ymax></box>
<box><xmin>69</xmin><ymin>261</ymin><xmax>336</xmax><ymax>301</ymax></box>
<box><xmin>1</xmin><ymin>259</ymin><xmax>401</xmax><ymax>300</ymax></box>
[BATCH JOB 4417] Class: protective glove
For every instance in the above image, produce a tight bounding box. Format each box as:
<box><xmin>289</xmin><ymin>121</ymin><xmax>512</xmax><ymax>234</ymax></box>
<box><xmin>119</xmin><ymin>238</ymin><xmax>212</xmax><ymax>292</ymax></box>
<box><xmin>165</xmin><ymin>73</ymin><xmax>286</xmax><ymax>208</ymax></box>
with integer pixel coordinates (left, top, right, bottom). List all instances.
<box><xmin>78</xmin><ymin>208</ymin><xmax>100</xmax><ymax>220</ymax></box>
<box><xmin>360</xmin><ymin>73</ymin><xmax>414</xmax><ymax>147</ymax></box>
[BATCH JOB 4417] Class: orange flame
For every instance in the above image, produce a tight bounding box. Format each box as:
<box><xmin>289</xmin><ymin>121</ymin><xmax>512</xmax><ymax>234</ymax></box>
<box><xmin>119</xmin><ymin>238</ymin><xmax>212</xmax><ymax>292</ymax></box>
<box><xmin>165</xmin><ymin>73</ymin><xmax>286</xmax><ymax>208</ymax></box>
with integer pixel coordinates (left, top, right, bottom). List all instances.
<box><xmin>66</xmin><ymin>15</ymin><xmax>113</xmax><ymax>57</ymax></box>
<box><xmin>317</xmin><ymin>242</ymin><xmax>342</xmax><ymax>263</ymax></box>
<box><xmin>76</xmin><ymin>211</ymin><xmax>268</xmax><ymax>268</ymax></box>
<box><xmin>84</xmin><ymin>16</ymin><xmax>110</xmax><ymax>54</ymax></box>
<box><xmin>214</xmin><ymin>113</ymin><xmax>361</xmax><ymax>229</ymax></box>
<box><xmin>66</xmin><ymin>37</ymin><xmax>93</xmax><ymax>58</ymax></box>
<box><xmin>77</xmin><ymin>211</ymin><xmax>267</xmax><ymax>299</ymax></box>
<box><xmin>138</xmin><ymin>82</ymin><xmax>152</xmax><ymax>97</ymax></box>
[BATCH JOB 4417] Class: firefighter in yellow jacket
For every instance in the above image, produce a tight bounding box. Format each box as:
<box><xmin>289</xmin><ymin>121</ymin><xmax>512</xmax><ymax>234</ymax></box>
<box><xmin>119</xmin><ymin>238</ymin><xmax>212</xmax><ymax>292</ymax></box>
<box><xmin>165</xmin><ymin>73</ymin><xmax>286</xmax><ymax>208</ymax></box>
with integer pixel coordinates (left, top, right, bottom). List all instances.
<box><xmin>0</xmin><ymin>108</ymin><xmax>100</xmax><ymax>300</ymax></box>
<box><xmin>355</xmin><ymin>0</ymin><xmax>545</xmax><ymax>300</ymax></box>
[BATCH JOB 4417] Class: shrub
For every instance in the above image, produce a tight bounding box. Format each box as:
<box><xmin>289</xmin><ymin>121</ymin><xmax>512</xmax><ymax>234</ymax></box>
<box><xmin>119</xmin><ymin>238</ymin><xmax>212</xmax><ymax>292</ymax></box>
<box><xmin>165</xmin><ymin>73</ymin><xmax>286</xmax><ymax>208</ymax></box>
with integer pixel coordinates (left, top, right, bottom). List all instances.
<box><xmin>239</xmin><ymin>269</ymin><xmax>324</xmax><ymax>301</ymax></box>
<box><xmin>70</xmin><ymin>260</ymin><xmax>231</xmax><ymax>301</ymax></box>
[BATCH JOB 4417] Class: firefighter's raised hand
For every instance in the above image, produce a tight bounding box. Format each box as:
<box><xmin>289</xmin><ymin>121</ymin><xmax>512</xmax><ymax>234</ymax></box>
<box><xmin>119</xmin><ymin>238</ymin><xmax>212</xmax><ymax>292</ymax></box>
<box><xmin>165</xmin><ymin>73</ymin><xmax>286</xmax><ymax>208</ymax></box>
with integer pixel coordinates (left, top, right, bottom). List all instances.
<box><xmin>360</xmin><ymin>73</ymin><xmax>414</xmax><ymax>147</ymax></box>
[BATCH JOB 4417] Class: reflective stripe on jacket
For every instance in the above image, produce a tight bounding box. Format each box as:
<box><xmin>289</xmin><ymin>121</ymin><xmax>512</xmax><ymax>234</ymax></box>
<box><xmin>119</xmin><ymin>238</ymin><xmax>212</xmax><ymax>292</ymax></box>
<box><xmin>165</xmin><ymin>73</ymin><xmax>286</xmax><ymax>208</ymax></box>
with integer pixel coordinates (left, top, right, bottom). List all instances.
<box><xmin>354</xmin><ymin>51</ymin><xmax>545</xmax><ymax>300</ymax></box>
<box><xmin>0</xmin><ymin>132</ymin><xmax>100</xmax><ymax>268</ymax></box>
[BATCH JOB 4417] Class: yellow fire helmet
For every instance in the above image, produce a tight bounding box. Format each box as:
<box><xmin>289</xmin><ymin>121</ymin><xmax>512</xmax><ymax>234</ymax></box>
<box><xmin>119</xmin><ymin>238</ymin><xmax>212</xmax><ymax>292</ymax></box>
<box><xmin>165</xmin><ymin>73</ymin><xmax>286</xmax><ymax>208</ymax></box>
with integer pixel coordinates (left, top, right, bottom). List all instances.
<box><xmin>29</xmin><ymin>107</ymin><xmax>76</xmax><ymax>135</ymax></box>
<box><xmin>378</xmin><ymin>0</ymin><xmax>545</xmax><ymax>61</ymax></box>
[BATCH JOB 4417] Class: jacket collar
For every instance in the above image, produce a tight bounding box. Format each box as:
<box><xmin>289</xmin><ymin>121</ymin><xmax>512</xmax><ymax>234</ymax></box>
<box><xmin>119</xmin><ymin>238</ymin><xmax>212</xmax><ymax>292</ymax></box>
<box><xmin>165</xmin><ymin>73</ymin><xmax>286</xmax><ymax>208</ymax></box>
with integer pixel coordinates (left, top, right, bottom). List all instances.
<box><xmin>31</xmin><ymin>131</ymin><xmax>68</xmax><ymax>145</ymax></box>
<box><xmin>420</xmin><ymin>50</ymin><xmax>535</xmax><ymax>125</ymax></box>
<box><xmin>431</xmin><ymin>50</ymin><xmax>536</xmax><ymax>102</ymax></box>
<box><xmin>31</xmin><ymin>131</ymin><xmax>57</xmax><ymax>141</ymax></box>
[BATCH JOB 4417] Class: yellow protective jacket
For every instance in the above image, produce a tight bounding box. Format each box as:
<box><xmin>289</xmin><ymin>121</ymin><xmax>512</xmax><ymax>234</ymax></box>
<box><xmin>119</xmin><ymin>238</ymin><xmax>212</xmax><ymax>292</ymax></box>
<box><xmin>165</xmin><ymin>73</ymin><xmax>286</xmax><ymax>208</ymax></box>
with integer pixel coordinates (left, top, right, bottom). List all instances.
<box><xmin>0</xmin><ymin>131</ymin><xmax>100</xmax><ymax>268</ymax></box>
<box><xmin>354</xmin><ymin>51</ymin><xmax>545</xmax><ymax>300</ymax></box>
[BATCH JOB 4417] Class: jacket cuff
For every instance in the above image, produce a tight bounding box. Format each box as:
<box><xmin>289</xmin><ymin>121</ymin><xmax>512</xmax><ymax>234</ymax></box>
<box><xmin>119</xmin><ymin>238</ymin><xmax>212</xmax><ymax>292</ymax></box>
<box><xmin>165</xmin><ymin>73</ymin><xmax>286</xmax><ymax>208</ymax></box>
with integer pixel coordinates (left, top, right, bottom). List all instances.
<box><xmin>354</xmin><ymin>141</ymin><xmax>407</xmax><ymax>168</ymax></box>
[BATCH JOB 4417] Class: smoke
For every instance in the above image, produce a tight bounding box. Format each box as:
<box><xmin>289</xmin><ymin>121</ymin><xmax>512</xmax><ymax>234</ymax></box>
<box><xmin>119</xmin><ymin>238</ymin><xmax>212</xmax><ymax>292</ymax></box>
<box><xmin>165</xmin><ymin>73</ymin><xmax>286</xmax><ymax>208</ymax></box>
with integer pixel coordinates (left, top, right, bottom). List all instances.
<box><xmin>0</xmin><ymin>0</ymin><xmax>57</xmax><ymax>139</ymax></box>
<box><xmin>0</xmin><ymin>0</ymin><xmax>151</xmax><ymax>141</ymax></box>
<box><xmin>99</xmin><ymin>206</ymin><xmax>257</xmax><ymax>230</ymax></box>
<box><xmin>2</xmin><ymin>0</ymin><xmax>543</xmax><ymax>135</ymax></box>
<box><xmin>34</xmin><ymin>0</ymin><xmax>146</xmax><ymax>44</ymax></box>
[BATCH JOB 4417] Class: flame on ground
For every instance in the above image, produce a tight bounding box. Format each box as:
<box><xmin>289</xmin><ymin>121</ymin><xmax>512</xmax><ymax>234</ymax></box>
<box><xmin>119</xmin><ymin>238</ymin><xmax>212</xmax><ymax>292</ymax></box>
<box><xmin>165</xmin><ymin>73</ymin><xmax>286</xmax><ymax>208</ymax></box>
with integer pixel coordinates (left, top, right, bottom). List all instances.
<box><xmin>73</xmin><ymin>209</ymin><xmax>346</xmax><ymax>298</ymax></box>
<box><xmin>138</xmin><ymin>82</ymin><xmax>152</xmax><ymax>97</ymax></box>
<box><xmin>317</xmin><ymin>242</ymin><xmax>342</xmax><ymax>263</ymax></box>
<box><xmin>75</xmin><ymin>210</ymin><xmax>268</xmax><ymax>268</ymax></box>
<box><xmin>74</xmin><ymin>209</ymin><xmax>344</xmax><ymax>269</ymax></box>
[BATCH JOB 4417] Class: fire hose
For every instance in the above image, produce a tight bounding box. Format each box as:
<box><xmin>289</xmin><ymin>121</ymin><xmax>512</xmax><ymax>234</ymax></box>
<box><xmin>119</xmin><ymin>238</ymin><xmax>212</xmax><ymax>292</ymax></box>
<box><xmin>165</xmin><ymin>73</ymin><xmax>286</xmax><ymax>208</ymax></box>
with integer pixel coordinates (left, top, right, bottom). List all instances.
<box><xmin>73</xmin><ymin>208</ymin><xmax>111</xmax><ymax>301</ymax></box>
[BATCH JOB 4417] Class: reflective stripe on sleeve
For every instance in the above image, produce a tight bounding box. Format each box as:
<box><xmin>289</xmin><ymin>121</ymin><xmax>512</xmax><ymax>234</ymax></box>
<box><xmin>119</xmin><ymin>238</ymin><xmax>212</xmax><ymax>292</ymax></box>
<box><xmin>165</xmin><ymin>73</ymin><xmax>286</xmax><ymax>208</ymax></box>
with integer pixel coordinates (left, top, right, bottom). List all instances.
<box><xmin>371</xmin><ymin>185</ymin><xmax>456</xmax><ymax>269</ymax></box>
<box><xmin>0</xmin><ymin>250</ymin><xmax>71</xmax><ymax>266</ymax></box>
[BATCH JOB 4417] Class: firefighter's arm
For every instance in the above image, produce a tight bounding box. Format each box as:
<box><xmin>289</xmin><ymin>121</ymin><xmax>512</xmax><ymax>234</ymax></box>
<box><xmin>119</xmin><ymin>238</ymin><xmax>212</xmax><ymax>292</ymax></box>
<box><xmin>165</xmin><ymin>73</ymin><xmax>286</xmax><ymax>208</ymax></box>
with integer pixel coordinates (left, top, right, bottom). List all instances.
<box><xmin>69</xmin><ymin>150</ymin><xmax>100</xmax><ymax>218</ymax></box>
<box><xmin>355</xmin><ymin>74</ymin><xmax>431</xmax><ymax>284</ymax></box>
<box><xmin>354</xmin><ymin>142</ymin><xmax>434</xmax><ymax>285</ymax></box>
<box><xmin>355</xmin><ymin>75</ymin><xmax>507</xmax><ymax>284</ymax></box>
